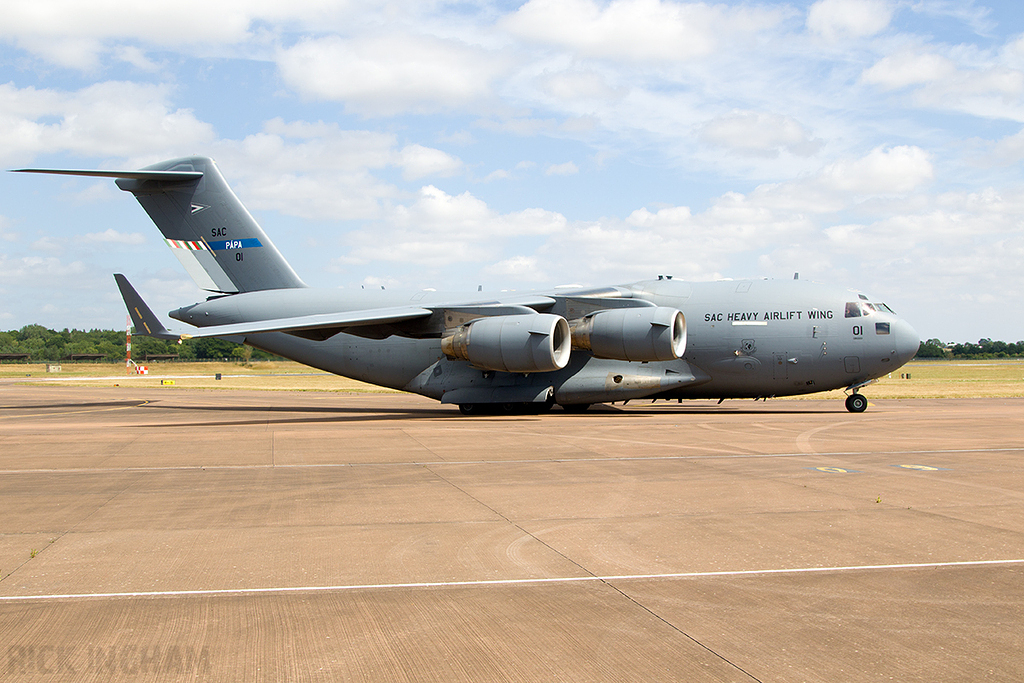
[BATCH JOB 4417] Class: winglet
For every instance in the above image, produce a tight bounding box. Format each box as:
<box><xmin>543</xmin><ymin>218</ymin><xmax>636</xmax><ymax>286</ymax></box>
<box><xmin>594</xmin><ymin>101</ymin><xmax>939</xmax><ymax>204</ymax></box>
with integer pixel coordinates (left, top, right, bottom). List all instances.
<box><xmin>114</xmin><ymin>274</ymin><xmax>181</xmax><ymax>341</ymax></box>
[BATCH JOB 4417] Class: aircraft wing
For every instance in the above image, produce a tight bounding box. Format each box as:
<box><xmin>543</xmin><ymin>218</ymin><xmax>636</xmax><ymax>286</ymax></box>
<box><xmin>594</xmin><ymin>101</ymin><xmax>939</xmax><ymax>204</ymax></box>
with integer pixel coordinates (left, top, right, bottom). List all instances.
<box><xmin>176</xmin><ymin>307</ymin><xmax>435</xmax><ymax>340</ymax></box>
<box><xmin>117</xmin><ymin>271</ymin><xmax>658</xmax><ymax>345</ymax></box>
<box><xmin>176</xmin><ymin>300</ymin><xmax>566</xmax><ymax>341</ymax></box>
<box><xmin>116</xmin><ymin>273</ymin><xmax>433</xmax><ymax>341</ymax></box>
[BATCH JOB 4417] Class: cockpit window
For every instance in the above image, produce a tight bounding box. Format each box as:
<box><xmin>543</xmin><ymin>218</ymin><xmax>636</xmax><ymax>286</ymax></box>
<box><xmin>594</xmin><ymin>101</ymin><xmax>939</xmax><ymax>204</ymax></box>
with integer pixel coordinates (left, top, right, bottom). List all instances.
<box><xmin>876</xmin><ymin>322</ymin><xmax>890</xmax><ymax>335</ymax></box>
<box><xmin>845</xmin><ymin>301</ymin><xmax>874</xmax><ymax>318</ymax></box>
<box><xmin>847</xmin><ymin>300</ymin><xmax>895</xmax><ymax>317</ymax></box>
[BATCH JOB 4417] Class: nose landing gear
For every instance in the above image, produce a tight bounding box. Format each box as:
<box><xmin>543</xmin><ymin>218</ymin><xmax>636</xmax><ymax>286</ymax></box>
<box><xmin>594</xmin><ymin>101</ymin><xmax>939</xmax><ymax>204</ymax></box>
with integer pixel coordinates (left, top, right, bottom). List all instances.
<box><xmin>845</xmin><ymin>393</ymin><xmax>868</xmax><ymax>413</ymax></box>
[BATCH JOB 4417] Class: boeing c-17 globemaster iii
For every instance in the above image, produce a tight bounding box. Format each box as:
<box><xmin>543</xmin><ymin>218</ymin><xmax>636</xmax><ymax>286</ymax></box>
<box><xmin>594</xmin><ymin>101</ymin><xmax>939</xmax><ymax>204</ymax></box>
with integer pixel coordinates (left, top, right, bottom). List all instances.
<box><xmin>16</xmin><ymin>156</ymin><xmax>920</xmax><ymax>414</ymax></box>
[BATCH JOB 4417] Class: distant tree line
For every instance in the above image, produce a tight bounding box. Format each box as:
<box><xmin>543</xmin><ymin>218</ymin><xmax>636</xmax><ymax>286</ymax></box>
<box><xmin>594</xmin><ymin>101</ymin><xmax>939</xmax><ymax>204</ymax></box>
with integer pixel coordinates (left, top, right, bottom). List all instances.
<box><xmin>0</xmin><ymin>325</ymin><xmax>282</xmax><ymax>362</ymax></box>
<box><xmin>916</xmin><ymin>338</ymin><xmax>1024</xmax><ymax>359</ymax></box>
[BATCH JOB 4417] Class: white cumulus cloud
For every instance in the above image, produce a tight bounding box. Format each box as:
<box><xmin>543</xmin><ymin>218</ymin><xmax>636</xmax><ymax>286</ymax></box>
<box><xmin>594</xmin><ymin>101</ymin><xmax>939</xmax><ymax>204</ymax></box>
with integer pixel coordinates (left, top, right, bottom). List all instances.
<box><xmin>0</xmin><ymin>81</ymin><xmax>215</xmax><ymax>165</ymax></box>
<box><xmin>861</xmin><ymin>52</ymin><xmax>958</xmax><ymax>90</ymax></box>
<box><xmin>807</xmin><ymin>0</ymin><xmax>894</xmax><ymax>41</ymax></box>
<box><xmin>817</xmin><ymin>145</ymin><xmax>933</xmax><ymax>195</ymax></box>
<box><xmin>277</xmin><ymin>34</ymin><xmax>507</xmax><ymax>115</ymax></box>
<box><xmin>0</xmin><ymin>0</ymin><xmax>364</xmax><ymax>69</ymax></box>
<box><xmin>397</xmin><ymin>144</ymin><xmax>463</xmax><ymax>181</ymax></box>
<box><xmin>341</xmin><ymin>186</ymin><xmax>566</xmax><ymax>268</ymax></box>
<box><xmin>545</xmin><ymin>161</ymin><xmax>579</xmax><ymax>176</ymax></box>
<box><xmin>205</xmin><ymin>118</ymin><xmax>466</xmax><ymax>220</ymax></box>
<box><xmin>699</xmin><ymin>111</ymin><xmax>822</xmax><ymax>158</ymax></box>
<box><xmin>503</xmin><ymin>0</ymin><xmax>782</xmax><ymax>62</ymax></box>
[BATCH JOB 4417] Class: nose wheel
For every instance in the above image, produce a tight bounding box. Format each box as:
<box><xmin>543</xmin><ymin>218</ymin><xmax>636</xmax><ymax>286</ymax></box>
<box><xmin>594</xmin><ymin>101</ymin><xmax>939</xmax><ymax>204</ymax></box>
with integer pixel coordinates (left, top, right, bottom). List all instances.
<box><xmin>845</xmin><ymin>393</ymin><xmax>868</xmax><ymax>413</ymax></box>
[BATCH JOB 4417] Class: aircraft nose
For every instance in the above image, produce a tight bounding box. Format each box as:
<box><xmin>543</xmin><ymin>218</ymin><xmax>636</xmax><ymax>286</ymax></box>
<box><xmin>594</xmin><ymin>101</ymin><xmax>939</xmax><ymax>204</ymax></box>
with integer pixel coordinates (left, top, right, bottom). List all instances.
<box><xmin>892</xmin><ymin>318</ymin><xmax>920</xmax><ymax>364</ymax></box>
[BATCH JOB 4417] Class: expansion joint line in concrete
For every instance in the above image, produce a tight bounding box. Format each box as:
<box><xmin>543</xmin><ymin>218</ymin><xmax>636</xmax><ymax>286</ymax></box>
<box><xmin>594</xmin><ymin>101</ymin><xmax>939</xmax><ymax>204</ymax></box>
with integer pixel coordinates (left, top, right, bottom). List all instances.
<box><xmin>607</xmin><ymin>583</ymin><xmax>764</xmax><ymax>683</ymax></box>
<box><xmin>418</xmin><ymin>461</ymin><xmax>764</xmax><ymax>682</ymax></box>
<box><xmin>417</xmin><ymin>462</ymin><xmax>593</xmax><ymax>575</ymax></box>
<box><xmin>0</xmin><ymin>471</ymin><xmax>144</xmax><ymax>586</ymax></box>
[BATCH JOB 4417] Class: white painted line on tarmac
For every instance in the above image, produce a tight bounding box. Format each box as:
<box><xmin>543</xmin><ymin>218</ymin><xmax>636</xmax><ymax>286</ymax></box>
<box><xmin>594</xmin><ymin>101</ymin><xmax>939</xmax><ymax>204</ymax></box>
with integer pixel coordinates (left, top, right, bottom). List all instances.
<box><xmin>1</xmin><ymin>447</ymin><xmax>1023</xmax><ymax>475</ymax></box>
<box><xmin>2</xmin><ymin>558</ymin><xmax>1022</xmax><ymax>602</ymax></box>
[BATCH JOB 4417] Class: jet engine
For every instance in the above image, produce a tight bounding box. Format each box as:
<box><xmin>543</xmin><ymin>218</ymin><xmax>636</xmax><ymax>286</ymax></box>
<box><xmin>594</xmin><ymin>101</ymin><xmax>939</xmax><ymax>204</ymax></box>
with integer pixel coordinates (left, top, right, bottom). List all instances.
<box><xmin>571</xmin><ymin>307</ymin><xmax>686</xmax><ymax>362</ymax></box>
<box><xmin>441</xmin><ymin>313</ymin><xmax>571</xmax><ymax>373</ymax></box>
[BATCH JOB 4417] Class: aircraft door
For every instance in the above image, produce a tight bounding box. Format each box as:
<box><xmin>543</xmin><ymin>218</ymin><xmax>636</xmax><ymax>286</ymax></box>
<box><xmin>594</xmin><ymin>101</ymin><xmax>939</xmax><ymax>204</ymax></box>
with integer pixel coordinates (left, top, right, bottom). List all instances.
<box><xmin>773</xmin><ymin>353</ymin><xmax>788</xmax><ymax>380</ymax></box>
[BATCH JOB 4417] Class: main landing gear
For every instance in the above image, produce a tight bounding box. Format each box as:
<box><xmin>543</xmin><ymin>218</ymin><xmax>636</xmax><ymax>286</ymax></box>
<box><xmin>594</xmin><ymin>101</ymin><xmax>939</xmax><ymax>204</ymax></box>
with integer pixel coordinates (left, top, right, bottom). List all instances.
<box><xmin>845</xmin><ymin>393</ymin><xmax>868</xmax><ymax>413</ymax></box>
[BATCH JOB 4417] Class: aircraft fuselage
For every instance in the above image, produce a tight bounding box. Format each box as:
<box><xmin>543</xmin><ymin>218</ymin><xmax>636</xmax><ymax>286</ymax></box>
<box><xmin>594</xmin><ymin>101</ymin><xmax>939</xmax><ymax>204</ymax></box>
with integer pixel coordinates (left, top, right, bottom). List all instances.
<box><xmin>170</xmin><ymin>276</ymin><xmax>919</xmax><ymax>408</ymax></box>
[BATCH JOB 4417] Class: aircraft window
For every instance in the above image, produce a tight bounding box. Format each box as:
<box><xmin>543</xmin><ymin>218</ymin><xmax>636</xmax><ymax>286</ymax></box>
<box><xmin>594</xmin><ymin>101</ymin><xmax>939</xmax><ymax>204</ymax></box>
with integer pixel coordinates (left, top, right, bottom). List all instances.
<box><xmin>845</xmin><ymin>301</ymin><xmax>873</xmax><ymax>318</ymax></box>
<box><xmin>874</xmin><ymin>303</ymin><xmax>894</xmax><ymax>314</ymax></box>
<box><xmin>858</xmin><ymin>294</ymin><xmax>869</xmax><ymax>300</ymax></box>
<box><xmin>876</xmin><ymin>322</ymin><xmax>890</xmax><ymax>335</ymax></box>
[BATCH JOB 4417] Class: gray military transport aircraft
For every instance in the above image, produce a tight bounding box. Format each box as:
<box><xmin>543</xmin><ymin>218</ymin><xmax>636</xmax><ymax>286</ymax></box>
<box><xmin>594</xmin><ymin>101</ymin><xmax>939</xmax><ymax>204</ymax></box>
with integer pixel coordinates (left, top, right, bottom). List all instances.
<box><xmin>17</xmin><ymin>156</ymin><xmax>919</xmax><ymax>414</ymax></box>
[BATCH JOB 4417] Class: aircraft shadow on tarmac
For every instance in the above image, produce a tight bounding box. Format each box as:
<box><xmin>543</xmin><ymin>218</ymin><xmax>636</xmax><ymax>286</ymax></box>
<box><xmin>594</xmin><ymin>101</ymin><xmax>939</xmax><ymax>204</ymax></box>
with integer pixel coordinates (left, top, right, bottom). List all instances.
<box><xmin>0</xmin><ymin>399</ymin><xmax>846</xmax><ymax>429</ymax></box>
<box><xmin>0</xmin><ymin>400</ymin><xmax>147</xmax><ymax>411</ymax></box>
<box><xmin>127</xmin><ymin>400</ymin><xmax>841</xmax><ymax>429</ymax></box>
<box><xmin>131</xmin><ymin>402</ymin><xmax>456</xmax><ymax>428</ymax></box>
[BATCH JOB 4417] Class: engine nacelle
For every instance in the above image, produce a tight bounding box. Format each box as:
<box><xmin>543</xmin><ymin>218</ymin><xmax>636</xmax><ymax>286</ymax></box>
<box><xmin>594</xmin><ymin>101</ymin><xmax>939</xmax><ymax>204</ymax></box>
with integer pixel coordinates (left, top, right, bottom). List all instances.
<box><xmin>571</xmin><ymin>307</ymin><xmax>686</xmax><ymax>362</ymax></box>
<box><xmin>441</xmin><ymin>313</ymin><xmax>571</xmax><ymax>373</ymax></box>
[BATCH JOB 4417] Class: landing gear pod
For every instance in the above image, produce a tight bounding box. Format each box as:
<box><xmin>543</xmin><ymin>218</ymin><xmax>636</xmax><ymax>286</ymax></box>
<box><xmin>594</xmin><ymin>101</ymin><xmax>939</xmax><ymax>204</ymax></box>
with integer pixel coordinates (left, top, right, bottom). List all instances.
<box><xmin>442</xmin><ymin>314</ymin><xmax>571</xmax><ymax>373</ymax></box>
<box><xmin>571</xmin><ymin>307</ymin><xmax>686</xmax><ymax>362</ymax></box>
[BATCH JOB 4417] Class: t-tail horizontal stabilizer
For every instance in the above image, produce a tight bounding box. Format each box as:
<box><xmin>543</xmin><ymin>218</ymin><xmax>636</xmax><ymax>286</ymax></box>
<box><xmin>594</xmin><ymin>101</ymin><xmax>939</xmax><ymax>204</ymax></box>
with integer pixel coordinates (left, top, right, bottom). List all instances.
<box><xmin>114</xmin><ymin>274</ymin><xmax>182</xmax><ymax>341</ymax></box>
<box><xmin>12</xmin><ymin>168</ymin><xmax>203</xmax><ymax>182</ymax></box>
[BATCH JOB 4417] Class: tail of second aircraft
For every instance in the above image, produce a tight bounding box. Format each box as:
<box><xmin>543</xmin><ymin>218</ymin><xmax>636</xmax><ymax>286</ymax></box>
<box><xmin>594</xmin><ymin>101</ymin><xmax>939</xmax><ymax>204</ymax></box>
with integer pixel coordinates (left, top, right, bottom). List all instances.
<box><xmin>114</xmin><ymin>156</ymin><xmax>306</xmax><ymax>293</ymax></box>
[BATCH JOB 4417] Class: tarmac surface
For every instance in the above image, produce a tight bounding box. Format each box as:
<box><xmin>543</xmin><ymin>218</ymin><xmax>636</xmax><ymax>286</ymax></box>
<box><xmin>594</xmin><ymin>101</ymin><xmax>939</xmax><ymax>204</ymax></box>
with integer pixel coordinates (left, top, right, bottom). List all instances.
<box><xmin>1</xmin><ymin>386</ymin><xmax>1022</xmax><ymax>682</ymax></box>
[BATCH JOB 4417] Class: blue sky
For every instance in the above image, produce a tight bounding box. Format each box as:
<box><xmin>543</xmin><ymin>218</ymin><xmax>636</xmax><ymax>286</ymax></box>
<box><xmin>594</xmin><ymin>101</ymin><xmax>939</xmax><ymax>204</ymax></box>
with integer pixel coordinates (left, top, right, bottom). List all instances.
<box><xmin>1</xmin><ymin>0</ymin><xmax>1022</xmax><ymax>342</ymax></box>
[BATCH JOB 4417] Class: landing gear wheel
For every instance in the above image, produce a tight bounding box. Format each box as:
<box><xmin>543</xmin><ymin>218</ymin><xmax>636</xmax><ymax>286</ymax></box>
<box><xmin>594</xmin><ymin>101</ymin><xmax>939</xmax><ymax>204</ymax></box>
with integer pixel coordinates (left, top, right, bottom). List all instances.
<box><xmin>561</xmin><ymin>403</ymin><xmax>591</xmax><ymax>413</ymax></box>
<box><xmin>845</xmin><ymin>393</ymin><xmax>868</xmax><ymax>413</ymax></box>
<box><xmin>458</xmin><ymin>404</ymin><xmax>478</xmax><ymax>416</ymax></box>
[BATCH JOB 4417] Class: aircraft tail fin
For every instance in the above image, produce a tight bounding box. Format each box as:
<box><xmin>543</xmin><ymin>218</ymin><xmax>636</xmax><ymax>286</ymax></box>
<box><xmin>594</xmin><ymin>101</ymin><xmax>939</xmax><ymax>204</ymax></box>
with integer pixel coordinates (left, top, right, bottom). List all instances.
<box><xmin>116</xmin><ymin>157</ymin><xmax>306</xmax><ymax>293</ymax></box>
<box><xmin>16</xmin><ymin>157</ymin><xmax>306</xmax><ymax>294</ymax></box>
<box><xmin>114</xmin><ymin>274</ymin><xmax>180</xmax><ymax>340</ymax></box>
